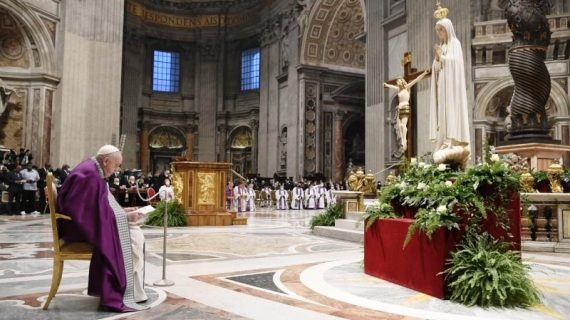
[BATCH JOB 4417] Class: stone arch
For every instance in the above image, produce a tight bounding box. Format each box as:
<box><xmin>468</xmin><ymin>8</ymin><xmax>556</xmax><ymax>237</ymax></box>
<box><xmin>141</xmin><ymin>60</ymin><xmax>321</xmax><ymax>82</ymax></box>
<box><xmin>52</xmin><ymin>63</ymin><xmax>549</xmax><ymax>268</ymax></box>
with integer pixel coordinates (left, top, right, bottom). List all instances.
<box><xmin>228</xmin><ymin>126</ymin><xmax>253</xmax><ymax>149</ymax></box>
<box><xmin>475</xmin><ymin>77</ymin><xmax>570</xmax><ymax>120</ymax></box>
<box><xmin>148</xmin><ymin>126</ymin><xmax>186</xmax><ymax>149</ymax></box>
<box><xmin>0</xmin><ymin>1</ymin><xmax>56</xmax><ymax>75</ymax></box>
<box><xmin>301</xmin><ymin>0</ymin><xmax>366</xmax><ymax>72</ymax></box>
<box><xmin>228</xmin><ymin>125</ymin><xmax>253</xmax><ymax>175</ymax></box>
<box><xmin>0</xmin><ymin>1</ymin><xmax>58</xmax><ymax>166</ymax></box>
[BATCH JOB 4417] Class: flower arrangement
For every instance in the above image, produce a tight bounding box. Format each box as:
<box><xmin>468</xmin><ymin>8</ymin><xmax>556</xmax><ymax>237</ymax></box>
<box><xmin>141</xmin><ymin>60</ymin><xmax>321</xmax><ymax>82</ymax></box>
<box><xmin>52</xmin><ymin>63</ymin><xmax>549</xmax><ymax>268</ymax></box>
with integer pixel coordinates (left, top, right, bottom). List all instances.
<box><xmin>366</xmin><ymin>154</ymin><xmax>519</xmax><ymax>246</ymax></box>
<box><xmin>362</xmin><ymin>152</ymin><xmax>542</xmax><ymax>308</ymax></box>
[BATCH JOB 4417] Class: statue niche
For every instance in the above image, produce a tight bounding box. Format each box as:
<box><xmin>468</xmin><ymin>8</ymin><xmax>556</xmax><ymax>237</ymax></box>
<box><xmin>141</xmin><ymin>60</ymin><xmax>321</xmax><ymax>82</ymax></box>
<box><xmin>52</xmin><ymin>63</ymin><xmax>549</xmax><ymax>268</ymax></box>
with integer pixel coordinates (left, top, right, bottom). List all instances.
<box><xmin>148</xmin><ymin>126</ymin><xmax>186</xmax><ymax>173</ymax></box>
<box><xmin>229</xmin><ymin>126</ymin><xmax>253</xmax><ymax>175</ymax></box>
<box><xmin>279</xmin><ymin>127</ymin><xmax>287</xmax><ymax>172</ymax></box>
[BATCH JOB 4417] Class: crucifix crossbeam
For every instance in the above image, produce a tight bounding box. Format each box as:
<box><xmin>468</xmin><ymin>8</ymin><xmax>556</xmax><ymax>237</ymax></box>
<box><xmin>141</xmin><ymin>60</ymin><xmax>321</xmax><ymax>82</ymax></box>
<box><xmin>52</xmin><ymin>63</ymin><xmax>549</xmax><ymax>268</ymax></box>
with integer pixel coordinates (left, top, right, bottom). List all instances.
<box><xmin>385</xmin><ymin>51</ymin><xmax>431</xmax><ymax>160</ymax></box>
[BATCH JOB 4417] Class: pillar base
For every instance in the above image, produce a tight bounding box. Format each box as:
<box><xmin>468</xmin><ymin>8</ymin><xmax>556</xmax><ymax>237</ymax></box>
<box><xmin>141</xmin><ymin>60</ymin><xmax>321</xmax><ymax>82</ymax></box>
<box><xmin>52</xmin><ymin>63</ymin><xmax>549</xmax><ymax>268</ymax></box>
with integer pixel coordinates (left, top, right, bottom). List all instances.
<box><xmin>496</xmin><ymin>143</ymin><xmax>570</xmax><ymax>170</ymax></box>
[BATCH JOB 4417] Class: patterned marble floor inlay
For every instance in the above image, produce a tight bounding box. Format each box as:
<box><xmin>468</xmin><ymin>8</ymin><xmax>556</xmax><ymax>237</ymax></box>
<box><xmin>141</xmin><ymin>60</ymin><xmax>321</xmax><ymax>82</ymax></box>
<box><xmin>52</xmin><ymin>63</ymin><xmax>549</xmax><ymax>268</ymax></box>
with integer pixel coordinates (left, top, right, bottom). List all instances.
<box><xmin>2</xmin><ymin>210</ymin><xmax>570</xmax><ymax>320</ymax></box>
<box><xmin>226</xmin><ymin>271</ymin><xmax>286</xmax><ymax>294</ymax></box>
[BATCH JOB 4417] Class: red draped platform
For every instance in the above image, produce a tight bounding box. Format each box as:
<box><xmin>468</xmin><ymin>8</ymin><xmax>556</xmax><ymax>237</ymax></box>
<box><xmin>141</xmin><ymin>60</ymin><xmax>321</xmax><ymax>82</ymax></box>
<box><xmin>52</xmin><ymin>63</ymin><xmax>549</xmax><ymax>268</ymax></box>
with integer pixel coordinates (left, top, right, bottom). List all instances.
<box><xmin>364</xmin><ymin>194</ymin><xmax>521</xmax><ymax>299</ymax></box>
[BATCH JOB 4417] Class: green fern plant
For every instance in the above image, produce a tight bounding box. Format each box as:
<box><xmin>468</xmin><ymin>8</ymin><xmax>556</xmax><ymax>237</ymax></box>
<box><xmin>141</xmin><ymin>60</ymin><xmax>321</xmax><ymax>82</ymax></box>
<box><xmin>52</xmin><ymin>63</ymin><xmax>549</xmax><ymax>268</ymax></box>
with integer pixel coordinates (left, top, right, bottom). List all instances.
<box><xmin>310</xmin><ymin>204</ymin><xmax>344</xmax><ymax>230</ymax></box>
<box><xmin>145</xmin><ymin>200</ymin><xmax>187</xmax><ymax>227</ymax></box>
<box><xmin>362</xmin><ymin>202</ymin><xmax>400</xmax><ymax>230</ymax></box>
<box><xmin>444</xmin><ymin>232</ymin><xmax>541</xmax><ymax>308</ymax></box>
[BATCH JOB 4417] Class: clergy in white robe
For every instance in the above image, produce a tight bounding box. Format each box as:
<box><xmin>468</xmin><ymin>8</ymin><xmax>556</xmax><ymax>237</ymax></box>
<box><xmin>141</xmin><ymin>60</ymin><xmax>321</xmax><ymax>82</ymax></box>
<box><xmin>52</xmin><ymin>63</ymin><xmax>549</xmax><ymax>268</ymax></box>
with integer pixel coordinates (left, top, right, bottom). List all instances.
<box><xmin>157</xmin><ymin>178</ymin><xmax>175</xmax><ymax>201</ymax></box>
<box><xmin>291</xmin><ymin>185</ymin><xmax>304</xmax><ymax>210</ymax></box>
<box><xmin>233</xmin><ymin>184</ymin><xmax>241</xmax><ymax>211</ymax></box>
<box><xmin>276</xmin><ymin>186</ymin><xmax>288</xmax><ymax>210</ymax></box>
<box><xmin>239</xmin><ymin>185</ymin><xmax>248</xmax><ymax>213</ymax></box>
<box><xmin>317</xmin><ymin>185</ymin><xmax>327</xmax><ymax>209</ymax></box>
<box><xmin>304</xmin><ymin>185</ymin><xmax>317</xmax><ymax>209</ymax></box>
<box><xmin>246</xmin><ymin>184</ymin><xmax>256</xmax><ymax>212</ymax></box>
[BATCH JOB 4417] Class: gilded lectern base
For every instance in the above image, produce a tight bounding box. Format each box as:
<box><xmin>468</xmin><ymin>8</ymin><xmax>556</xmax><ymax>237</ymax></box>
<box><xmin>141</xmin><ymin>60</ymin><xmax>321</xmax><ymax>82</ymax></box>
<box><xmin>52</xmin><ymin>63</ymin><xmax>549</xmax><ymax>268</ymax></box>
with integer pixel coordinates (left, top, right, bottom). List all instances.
<box><xmin>186</xmin><ymin>213</ymin><xmax>233</xmax><ymax>226</ymax></box>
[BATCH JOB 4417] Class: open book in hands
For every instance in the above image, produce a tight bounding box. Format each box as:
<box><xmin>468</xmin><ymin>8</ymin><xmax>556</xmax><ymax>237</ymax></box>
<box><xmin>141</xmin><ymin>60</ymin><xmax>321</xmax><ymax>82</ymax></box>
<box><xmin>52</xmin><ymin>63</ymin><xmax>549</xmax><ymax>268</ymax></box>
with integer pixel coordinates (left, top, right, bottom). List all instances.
<box><xmin>130</xmin><ymin>205</ymin><xmax>155</xmax><ymax>225</ymax></box>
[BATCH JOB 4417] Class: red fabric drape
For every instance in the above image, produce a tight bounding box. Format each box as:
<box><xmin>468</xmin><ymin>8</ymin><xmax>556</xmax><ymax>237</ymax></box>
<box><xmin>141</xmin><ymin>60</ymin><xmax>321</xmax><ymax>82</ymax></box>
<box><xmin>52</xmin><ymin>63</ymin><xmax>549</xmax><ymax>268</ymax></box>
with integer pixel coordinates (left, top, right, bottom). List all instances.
<box><xmin>364</xmin><ymin>194</ymin><xmax>521</xmax><ymax>299</ymax></box>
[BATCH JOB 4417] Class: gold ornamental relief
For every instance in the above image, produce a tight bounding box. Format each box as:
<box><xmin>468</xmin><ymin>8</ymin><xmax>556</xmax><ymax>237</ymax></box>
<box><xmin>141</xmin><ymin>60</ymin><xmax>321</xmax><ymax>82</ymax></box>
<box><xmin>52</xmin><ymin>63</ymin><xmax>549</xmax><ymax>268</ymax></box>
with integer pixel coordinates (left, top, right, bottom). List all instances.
<box><xmin>197</xmin><ymin>172</ymin><xmax>216</xmax><ymax>205</ymax></box>
<box><xmin>170</xmin><ymin>170</ymin><xmax>184</xmax><ymax>204</ymax></box>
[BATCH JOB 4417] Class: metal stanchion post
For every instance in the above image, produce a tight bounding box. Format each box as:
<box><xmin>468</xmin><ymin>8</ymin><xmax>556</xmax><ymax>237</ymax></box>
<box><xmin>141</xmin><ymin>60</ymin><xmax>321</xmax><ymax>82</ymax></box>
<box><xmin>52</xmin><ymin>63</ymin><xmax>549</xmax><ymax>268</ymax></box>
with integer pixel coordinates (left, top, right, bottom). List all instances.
<box><xmin>135</xmin><ymin>184</ymin><xmax>174</xmax><ymax>287</ymax></box>
<box><xmin>153</xmin><ymin>200</ymin><xmax>174</xmax><ymax>286</ymax></box>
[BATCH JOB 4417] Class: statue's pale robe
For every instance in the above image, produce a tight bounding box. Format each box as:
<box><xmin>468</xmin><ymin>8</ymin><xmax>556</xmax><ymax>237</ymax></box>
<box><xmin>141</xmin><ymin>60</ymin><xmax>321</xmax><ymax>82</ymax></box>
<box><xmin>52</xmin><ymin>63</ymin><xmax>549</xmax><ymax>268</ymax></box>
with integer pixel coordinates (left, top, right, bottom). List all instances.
<box><xmin>429</xmin><ymin>18</ymin><xmax>471</xmax><ymax>150</ymax></box>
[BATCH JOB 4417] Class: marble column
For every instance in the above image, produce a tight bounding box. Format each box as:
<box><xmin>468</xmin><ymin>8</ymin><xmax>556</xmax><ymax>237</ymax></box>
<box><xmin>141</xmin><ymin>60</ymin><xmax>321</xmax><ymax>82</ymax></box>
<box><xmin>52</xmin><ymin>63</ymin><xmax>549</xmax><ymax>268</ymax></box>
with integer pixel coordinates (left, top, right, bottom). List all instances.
<box><xmin>196</xmin><ymin>38</ymin><xmax>219</xmax><ymax>161</ymax></box>
<box><xmin>121</xmin><ymin>31</ymin><xmax>144</xmax><ymax>169</ymax></box>
<box><xmin>52</xmin><ymin>0</ymin><xmax>125</xmax><ymax>166</ymax></box>
<box><xmin>250</xmin><ymin>119</ymin><xmax>259</xmax><ymax>173</ymax></box>
<box><xmin>185</xmin><ymin>125</ymin><xmax>196</xmax><ymax>161</ymax></box>
<box><xmin>287</xmin><ymin>21</ymin><xmax>301</xmax><ymax>180</ymax></box>
<box><xmin>334</xmin><ymin>112</ymin><xmax>344</xmax><ymax>183</ymax></box>
<box><xmin>217</xmin><ymin>124</ymin><xmax>227</xmax><ymax>162</ymax></box>
<box><xmin>140</xmin><ymin>125</ymin><xmax>150</xmax><ymax>174</ymax></box>
<box><xmin>365</xmin><ymin>0</ymin><xmax>385</xmax><ymax>174</ymax></box>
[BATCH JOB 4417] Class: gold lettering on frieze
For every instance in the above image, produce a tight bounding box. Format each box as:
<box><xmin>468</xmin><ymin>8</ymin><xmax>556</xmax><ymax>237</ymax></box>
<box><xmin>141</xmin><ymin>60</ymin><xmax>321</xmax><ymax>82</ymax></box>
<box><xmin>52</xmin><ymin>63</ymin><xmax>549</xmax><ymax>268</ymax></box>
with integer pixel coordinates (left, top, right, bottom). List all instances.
<box><xmin>127</xmin><ymin>1</ymin><xmax>257</xmax><ymax>29</ymax></box>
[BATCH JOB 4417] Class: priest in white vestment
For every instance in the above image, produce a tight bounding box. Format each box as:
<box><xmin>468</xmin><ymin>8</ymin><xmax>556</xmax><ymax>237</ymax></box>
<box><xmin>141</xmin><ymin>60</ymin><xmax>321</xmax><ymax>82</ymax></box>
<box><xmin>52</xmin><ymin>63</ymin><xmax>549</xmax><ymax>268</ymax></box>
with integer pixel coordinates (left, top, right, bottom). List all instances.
<box><xmin>317</xmin><ymin>184</ymin><xmax>327</xmax><ymax>209</ymax></box>
<box><xmin>291</xmin><ymin>184</ymin><xmax>304</xmax><ymax>210</ymax></box>
<box><xmin>304</xmin><ymin>184</ymin><xmax>317</xmax><ymax>209</ymax></box>
<box><xmin>276</xmin><ymin>185</ymin><xmax>288</xmax><ymax>210</ymax></box>
<box><xmin>246</xmin><ymin>183</ymin><xmax>256</xmax><ymax>212</ymax></box>
<box><xmin>233</xmin><ymin>182</ymin><xmax>241</xmax><ymax>212</ymax></box>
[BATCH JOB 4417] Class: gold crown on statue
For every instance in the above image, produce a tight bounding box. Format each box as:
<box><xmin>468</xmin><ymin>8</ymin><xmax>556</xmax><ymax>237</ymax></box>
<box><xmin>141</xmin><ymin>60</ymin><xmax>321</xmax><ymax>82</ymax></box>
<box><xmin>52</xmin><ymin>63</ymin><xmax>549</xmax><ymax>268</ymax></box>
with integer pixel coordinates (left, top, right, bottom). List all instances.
<box><xmin>434</xmin><ymin>1</ymin><xmax>449</xmax><ymax>20</ymax></box>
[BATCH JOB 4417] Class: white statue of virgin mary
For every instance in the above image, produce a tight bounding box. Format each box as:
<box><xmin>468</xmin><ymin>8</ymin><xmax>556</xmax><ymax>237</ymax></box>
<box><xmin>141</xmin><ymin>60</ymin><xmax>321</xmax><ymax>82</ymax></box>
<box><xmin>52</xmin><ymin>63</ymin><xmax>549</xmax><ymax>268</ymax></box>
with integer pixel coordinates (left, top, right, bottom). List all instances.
<box><xmin>429</xmin><ymin>4</ymin><xmax>471</xmax><ymax>165</ymax></box>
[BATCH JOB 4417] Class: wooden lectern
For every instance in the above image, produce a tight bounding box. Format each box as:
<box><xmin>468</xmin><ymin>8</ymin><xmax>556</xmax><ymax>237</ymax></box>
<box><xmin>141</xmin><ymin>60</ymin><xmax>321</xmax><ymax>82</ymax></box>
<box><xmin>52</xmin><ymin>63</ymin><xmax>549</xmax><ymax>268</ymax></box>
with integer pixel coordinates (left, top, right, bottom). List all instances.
<box><xmin>171</xmin><ymin>161</ymin><xmax>233</xmax><ymax>226</ymax></box>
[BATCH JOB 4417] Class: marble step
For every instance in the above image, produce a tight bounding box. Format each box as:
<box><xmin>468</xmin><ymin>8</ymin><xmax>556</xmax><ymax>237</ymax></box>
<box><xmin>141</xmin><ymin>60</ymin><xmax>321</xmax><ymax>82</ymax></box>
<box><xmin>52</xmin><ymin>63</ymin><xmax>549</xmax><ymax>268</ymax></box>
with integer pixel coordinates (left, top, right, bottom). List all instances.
<box><xmin>555</xmin><ymin>243</ymin><xmax>570</xmax><ymax>253</ymax></box>
<box><xmin>345</xmin><ymin>212</ymin><xmax>365</xmax><ymax>221</ymax></box>
<box><xmin>522</xmin><ymin>241</ymin><xmax>556</xmax><ymax>252</ymax></box>
<box><xmin>334</xmin><ymin>219</ymin><xmax>364</xmax><ymax>232</ymax></box>
<box><xmin>313</xmin><ymin>226</ymin><xmax>363</xmax><ymax>243</ymax></box>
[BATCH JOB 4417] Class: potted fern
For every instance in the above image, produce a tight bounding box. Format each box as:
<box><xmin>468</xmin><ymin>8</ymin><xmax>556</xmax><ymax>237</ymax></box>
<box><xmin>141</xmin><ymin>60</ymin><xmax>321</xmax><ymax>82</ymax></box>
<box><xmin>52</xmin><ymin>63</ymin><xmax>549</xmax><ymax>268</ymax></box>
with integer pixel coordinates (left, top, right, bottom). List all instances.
<box><xmin>445</xmin><ymin>231</ymin><xmax>541</xmax><ymax>307</ymax></box>
<box><xmin>309</xmin><ymin>204</ymin><xmax>344</xmax><ymax>230</ymax></box>
<box><xmin>145</xmin><ymin>200</ymin><xmax>187</xmax><ymax>227</ymax></box>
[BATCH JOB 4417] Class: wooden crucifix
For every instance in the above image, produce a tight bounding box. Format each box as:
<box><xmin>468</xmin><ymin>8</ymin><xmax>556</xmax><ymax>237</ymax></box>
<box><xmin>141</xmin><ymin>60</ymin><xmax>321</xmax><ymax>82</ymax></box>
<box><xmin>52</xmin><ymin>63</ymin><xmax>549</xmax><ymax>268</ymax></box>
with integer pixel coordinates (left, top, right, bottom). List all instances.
<box><xmin>384</xmin><ymin>51</ymin><xmax>431</xmax><ymax>160</ymax></box>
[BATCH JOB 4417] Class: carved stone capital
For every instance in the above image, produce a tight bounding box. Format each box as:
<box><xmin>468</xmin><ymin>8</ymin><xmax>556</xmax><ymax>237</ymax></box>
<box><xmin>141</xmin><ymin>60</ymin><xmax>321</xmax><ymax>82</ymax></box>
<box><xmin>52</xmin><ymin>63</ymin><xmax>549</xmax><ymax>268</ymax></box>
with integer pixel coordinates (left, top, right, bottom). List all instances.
<box><xmin>198</xmin><ymin>39</ymin><xmax>220</xmax><ymax>61</ymax></box>
<box><xmin>217</xmin><ymin>124</ymin><xmax>228</xmax><ymax>133</ymax></box>
<box><xmin>335</xmin><ymin>111</ymin><xmax>346</xmax><ymax>121</ymax></box>
<box><xmin>186</xmin><ymin>124</ymin><xmax>198</xmax><ymax>134</ymax></box>
<box><xmin>249</xmin><ymin>119</ymin><xmax>259</xmax><ymax>130</ymax></box>
<box><xmin>124</xmin><ymin>31</ymin><xmax>144</xmax><ymax>50</ymax></box>
<box><xmin>260</xmin><ymin>16</ymin><xmax>281</xmax><ymax>47</ymax></box>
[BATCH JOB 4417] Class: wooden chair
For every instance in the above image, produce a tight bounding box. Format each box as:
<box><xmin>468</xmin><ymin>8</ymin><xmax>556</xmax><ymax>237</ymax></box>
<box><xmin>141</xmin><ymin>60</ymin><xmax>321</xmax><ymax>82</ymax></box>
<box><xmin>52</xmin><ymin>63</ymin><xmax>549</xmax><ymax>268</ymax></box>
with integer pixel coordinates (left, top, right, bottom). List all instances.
<box><xmin>43</xmin><ymin>172</ymin><xmax>93</xmax><ymax>310</ymax></box>
<box><xmin>146</xmin><ymin>187</ymin><xmax>158</xmax><ymax>206</ymax></box>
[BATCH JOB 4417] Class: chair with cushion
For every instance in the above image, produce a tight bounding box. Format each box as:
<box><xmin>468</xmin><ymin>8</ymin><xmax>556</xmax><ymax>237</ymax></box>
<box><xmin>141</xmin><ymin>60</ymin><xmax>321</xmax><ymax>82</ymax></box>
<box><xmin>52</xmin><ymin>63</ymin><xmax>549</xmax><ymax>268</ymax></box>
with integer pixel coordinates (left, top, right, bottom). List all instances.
<box><xmin>146</xmin><ymin>187</ymin><xmax>158</xmax><ymax>205</ymax></box>
<box><xmin>43</xmin><ymin>172</ymin><xmax>93</xmax><ymax>310</ymax></box>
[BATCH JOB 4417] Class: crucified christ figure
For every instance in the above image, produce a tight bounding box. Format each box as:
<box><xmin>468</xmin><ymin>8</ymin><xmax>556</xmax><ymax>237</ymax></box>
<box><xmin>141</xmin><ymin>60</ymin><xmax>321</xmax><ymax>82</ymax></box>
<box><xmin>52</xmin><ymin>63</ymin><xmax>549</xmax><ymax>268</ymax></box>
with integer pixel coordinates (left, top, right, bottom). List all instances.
<box><xmin>383</xmin><ymin>69</ymin><xmax>430</xmax><ymax>151</ymax></box>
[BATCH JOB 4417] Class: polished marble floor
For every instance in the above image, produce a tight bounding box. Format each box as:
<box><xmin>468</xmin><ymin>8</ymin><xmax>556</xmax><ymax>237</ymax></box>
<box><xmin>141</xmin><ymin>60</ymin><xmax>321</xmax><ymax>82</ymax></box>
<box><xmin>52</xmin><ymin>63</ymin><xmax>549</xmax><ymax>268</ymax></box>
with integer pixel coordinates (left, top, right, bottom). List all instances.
<box><xmin>1</xmin><ymin>209</ymin><xmax>570</xmax><ymax>319</ymax></box>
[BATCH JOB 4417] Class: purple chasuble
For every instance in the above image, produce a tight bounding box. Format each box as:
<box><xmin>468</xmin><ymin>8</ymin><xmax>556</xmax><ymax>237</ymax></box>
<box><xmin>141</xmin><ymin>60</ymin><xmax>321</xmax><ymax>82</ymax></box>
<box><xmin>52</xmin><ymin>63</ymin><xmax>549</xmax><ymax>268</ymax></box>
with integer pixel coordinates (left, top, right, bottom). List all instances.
<box><xmin>57</xmin><ymin>158</ymin><xmax>135</xmax><ymax>312</ymax></box>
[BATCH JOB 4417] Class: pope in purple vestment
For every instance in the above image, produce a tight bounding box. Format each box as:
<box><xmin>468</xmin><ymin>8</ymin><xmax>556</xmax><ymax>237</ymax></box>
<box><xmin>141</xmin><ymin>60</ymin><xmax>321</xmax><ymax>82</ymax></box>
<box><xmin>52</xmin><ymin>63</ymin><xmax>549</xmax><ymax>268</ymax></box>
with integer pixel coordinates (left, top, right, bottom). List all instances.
<box><xmin>57</xmin><ymin>145</ymin><xmax>146</xmax><ymax>312</ymax></box>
